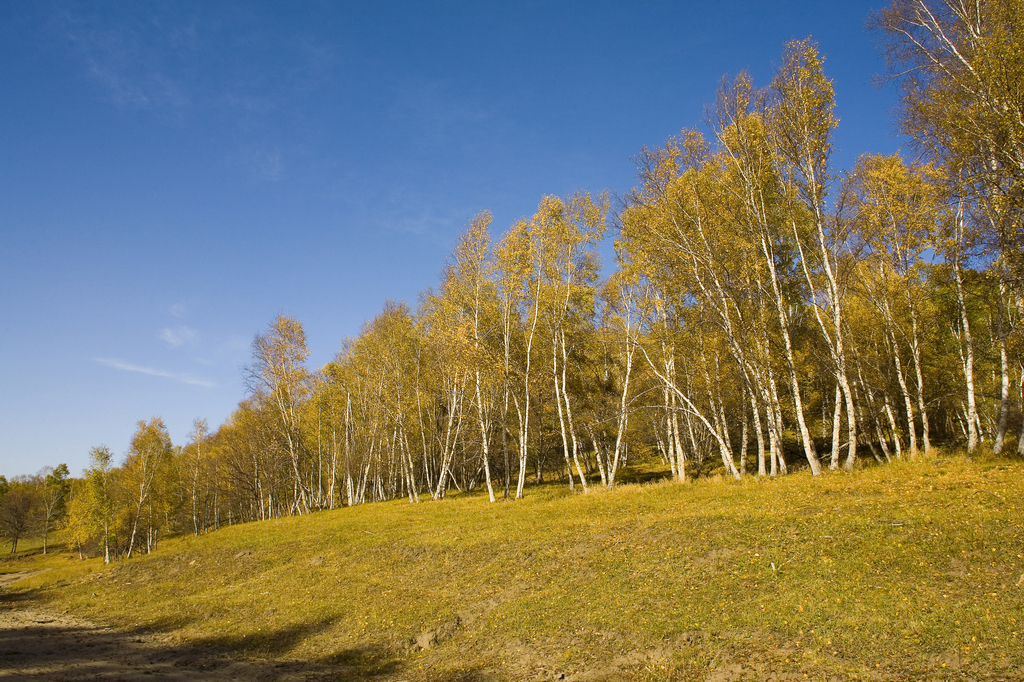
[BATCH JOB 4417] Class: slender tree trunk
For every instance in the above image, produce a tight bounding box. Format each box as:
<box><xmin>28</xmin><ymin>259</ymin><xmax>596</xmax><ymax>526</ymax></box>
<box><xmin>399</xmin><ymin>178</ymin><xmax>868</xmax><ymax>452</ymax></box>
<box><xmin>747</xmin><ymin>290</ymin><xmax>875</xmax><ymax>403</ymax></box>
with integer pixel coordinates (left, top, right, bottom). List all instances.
<box><xmin>993</xmin><ymin>279</ymin><xmax>1011</xmax><ymax>454</ymax></box>
<box><xmin>863</xmin><ymin>379</ymin><xmax>891</xmax><ymax>462</ymax></box>
<box><xmin>516</xmin><ymin>282</ymin><xmax>541</xmax><ymax>500</ymax></box>
<box><xmin>638</xmin><ymin>342</ymin><xmax>737</xmax><ymax>479</ymax></box>
<box><xmin>739</xmin><ymin>394</ymin><xmax>749</xmax><ymax>476</ymax></box>
<box><xmin>670</xmin><ymin>407</ymin><xmax>687</xmax><ymax>481</ymax></box>
<box><xmin>837</xmin><ymin>372</ymin><xmax>858</xmax><ymax>471</ymax></box>
<box><xmin>588</xmin><ymin>425</ymin><xmax>608</xmax><ymax>486</ymax></box>
<box><xmin>560</xmin><ymin>332</ymin><xmax>588</xmax><ymax>491</ymax></box>
<box><xmin>502</xmin><ymin>419</ymin><xmax>510</xmax><ymax>499</ymax></box>
<box><xmin>884</xmin><ymin>399</ymin><xmax>902</xmax><ymax>460</ymax></box>
<box><xmin>127</xmin><ymin>496</ymin><xmax>145</xmax><ymax>558</ymax></box>
<box><xmin>762</xmin><ymin>235</ymin><xmax>822</xmax><ymax>475</ymax></box>
<box><xmin>750</xmin><ymin>388</ymin><xmax>766</xmax><ymax>477</ymax></box>
<box><xmin>662</xmin><ymin>387</ymin><xmax>677</xmax><ymax>480</ymax></box>
<box><xmin>191</xmin><ymin>435</ymin><xmax>202</xmax><ymax>535</ymax></box>
<box><xmin>664</xmin><ymin>354</ymin><xmax>687</xmax><ymax>481</ymax></box>
<box><xmin>552</xmin><ymin>333</ymin><xmax>577</xmax><ymax>492</ymax></box>
<box><xmin>892</xmin><ymin>343</ymin><xmax>917</xmax><ymax>460</ymax></box>
<box><xmin>475</xmin><ymin>369</ymin><xmax>496</xmax><ymax>502</ymax></box>
<box><xmin>414</xmin><ymin>372</ymin><xmax>435</xmax><ymax>499</ymax></box>
<box><xmin>609</xmin><ymin>335</ymin><xmax>634</xmax><ymax>487</ymax></box>
<box><xmin>909</xmin><ymin>313</ymin><xmax>930</xmax><ymax>454</ymax></box>
<box><xmin>881</xmin><ymin>292</ymin><xmax>918</xmax><ymax>458</ymax></box>
<box><xmin>702</xmin><ymin>348</ymin><xmax>740</xmax><ymax>477</ymax></box>
<box><xmin>830</xmin><ymin>384</ymin><xmax>842</xmax><ymax>470</ymax></box>
<box><xmin>402</xmin><ymin>429</ymin><xmax>420</xmax><ymax>503</ymax></box>
<box><xmin>767</xmin><ymin>373</ymin><xmax>788</xmax><ymax>477</ymax></box>
<box><xmin>952</xmin><ymin>255</ymin><xmax>979</xmax><ymax>452</ymax></box>
<box><xmin>788</xmin><ymin>224</ymin><xmax>858</xmax><ymax>472</ymax></box>
<box><xmin>948</xmin><ymin>196</ymin><xmax>978</xmax><ymax>451</ymax></box>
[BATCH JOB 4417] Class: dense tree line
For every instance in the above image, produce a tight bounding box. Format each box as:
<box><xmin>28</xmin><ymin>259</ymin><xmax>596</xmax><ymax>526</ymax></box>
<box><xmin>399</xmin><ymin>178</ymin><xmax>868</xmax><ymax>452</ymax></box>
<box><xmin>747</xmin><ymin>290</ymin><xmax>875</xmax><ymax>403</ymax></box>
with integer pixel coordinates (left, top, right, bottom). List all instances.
<box><xmin>5</xmin><ymin>1</ymin><xmax>1022</xmax><ymax>560</ymax></box>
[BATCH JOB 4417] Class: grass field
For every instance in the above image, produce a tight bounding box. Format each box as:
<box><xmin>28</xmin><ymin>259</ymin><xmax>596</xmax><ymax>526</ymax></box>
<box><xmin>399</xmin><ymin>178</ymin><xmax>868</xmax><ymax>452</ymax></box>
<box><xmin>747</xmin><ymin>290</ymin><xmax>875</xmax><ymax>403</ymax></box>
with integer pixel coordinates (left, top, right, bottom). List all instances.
<box><xmin>2</xmin><ymin>451</ymin><xmax>1023</xmax><ymax>681</ymax></box>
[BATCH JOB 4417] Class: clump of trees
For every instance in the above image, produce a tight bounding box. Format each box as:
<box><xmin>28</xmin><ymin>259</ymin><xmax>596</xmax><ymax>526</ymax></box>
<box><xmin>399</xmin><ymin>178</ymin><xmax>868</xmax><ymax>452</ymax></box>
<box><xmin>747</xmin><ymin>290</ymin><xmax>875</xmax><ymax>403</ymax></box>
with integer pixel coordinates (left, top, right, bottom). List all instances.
<box><xmin>7</xmin><ymin>0</ymin><xmax>1023</xmax><ymax>560</ymax></box>
<box><xmin>62</xmin><ymin>420</ymin><xmax>184</xmax><ymax>562</ymax></box>
<box><xmin>0</xmin><ymin>464</ymin><xmax>71</xmax><ymax>554</ymax></box>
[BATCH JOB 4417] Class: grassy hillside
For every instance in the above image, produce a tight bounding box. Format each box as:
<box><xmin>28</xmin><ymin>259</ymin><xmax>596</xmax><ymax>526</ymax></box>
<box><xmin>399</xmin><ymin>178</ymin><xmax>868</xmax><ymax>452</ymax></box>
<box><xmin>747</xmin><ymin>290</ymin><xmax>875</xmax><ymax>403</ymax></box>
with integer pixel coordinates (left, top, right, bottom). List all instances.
<box><xmin>4</xmin><ymin>454</ymin><xmax>1024</xmax><ymax>681</ymax></box>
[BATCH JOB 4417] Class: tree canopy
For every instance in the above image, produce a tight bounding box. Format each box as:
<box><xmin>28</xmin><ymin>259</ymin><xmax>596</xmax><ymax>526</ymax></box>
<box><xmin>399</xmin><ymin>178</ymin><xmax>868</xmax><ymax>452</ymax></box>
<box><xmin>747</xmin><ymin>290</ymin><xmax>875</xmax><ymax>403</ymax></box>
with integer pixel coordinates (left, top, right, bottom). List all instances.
<box><xmin>8</xmin><ymin>2</ymin><xmax>1023</xmax><ymax>560</ymax></box>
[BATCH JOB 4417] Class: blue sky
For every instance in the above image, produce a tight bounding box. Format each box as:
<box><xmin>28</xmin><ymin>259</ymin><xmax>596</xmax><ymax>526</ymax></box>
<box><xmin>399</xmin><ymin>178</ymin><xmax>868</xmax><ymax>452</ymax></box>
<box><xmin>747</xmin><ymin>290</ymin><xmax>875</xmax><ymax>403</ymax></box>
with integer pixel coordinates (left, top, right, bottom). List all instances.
<box><xmin>0</xmin><ymin>1</ymin><xmax>903</xmax><ymax>478</ymax></box>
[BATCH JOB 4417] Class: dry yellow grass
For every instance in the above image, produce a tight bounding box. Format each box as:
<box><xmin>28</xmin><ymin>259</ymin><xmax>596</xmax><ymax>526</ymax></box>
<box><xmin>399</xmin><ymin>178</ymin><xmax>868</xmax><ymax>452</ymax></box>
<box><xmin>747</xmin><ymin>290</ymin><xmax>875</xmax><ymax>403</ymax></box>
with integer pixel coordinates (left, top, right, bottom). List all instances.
<box><xmin>3</xmin><ymin>451</ymin><xmax>1023</xmax><ymax>680</ymax></box>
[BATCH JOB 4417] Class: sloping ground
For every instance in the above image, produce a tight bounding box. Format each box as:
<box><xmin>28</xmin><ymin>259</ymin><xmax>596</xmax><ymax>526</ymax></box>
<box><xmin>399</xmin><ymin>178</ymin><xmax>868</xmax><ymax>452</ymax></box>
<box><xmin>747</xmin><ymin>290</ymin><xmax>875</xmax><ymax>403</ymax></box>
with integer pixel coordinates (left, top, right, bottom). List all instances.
<box><xmin>0</xmin><ymin>604</ymin><xmax>338</xmax><ymax>681</ymax></box>
<box><xmin>2</xmin><ymin>455</ymin><xmax>1023</xmax><ymax>681</ymax></box>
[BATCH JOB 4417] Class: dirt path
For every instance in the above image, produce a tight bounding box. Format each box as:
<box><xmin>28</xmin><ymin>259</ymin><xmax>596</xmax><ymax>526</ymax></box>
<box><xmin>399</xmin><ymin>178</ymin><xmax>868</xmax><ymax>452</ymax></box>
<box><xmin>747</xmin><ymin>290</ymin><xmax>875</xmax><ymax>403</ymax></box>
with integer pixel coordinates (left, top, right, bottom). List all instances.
<box><xmin>0</xmin><ymin>573</ymin><xmax>335</xmax><ymax>681</ymax></box>
<box><xmin>0</xmin><ymin>572</ymin><xmax>45</xmax><ymax>589</ymax></box>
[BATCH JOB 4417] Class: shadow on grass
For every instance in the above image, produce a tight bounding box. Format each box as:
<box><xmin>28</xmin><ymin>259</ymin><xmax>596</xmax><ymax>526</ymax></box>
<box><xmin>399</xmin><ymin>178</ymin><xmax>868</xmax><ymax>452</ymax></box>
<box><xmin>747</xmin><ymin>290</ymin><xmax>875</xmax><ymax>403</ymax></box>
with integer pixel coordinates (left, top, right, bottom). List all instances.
<box><xmin>0</xmin><ymin>587</ymin><xmax>39</xmax><ymax>607</ymax></box>
<box><xmin>318</xmin><ymin>644</ymin><xmax>407</xmax><ymax>678</ymax></box>
<box><xmin>190</xmin><ymin>614</ymin><xmax>342</xmax><ymax>657</ymax></box>
<box><xmin>615</xmin><ymin>460</ymin><xmax>673</xmax><ymax>485</ymax></box>
<box><xmin>0</xmin><ymin>586</ymin><xmax>414</xmax><ymax>680</ymax></box>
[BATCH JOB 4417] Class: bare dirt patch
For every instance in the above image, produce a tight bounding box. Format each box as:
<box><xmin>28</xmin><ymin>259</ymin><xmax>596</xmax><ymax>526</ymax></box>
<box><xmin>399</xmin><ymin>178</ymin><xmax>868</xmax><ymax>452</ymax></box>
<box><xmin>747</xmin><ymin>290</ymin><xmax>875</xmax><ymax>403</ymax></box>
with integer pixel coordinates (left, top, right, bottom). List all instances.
<box><xmin>0</xmin><ymin>606</ymin><xmax>340</xmax><ymax>681</ymax></box>
<box><xmin>0</xmin><ymin>571</ymin><xmax>44</xmax><ymax>589</ymax></box>
<box><xmin>0</xmin><ymin>572</ymin><xmax>338</xmax><ymax>681</ymax></box>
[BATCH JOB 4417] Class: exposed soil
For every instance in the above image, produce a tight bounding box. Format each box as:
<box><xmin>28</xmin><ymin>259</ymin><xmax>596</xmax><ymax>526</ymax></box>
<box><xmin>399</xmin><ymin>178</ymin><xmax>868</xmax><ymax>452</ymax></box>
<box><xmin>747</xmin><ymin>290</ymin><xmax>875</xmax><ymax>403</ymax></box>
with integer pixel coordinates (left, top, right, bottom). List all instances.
<box><xmin>4</xmin><ymin>572</ymin><xmax>1024</xmax><ymax>682</ymax></box>
<box><xmin>0</xmin><ymin>609</ymin><xmax>341</xmax><ymax>681</ymax></box>
<box><xmin>0</xmin><ymin>571</ymin><xmax>336</xmax><ymax>681</ymax></box>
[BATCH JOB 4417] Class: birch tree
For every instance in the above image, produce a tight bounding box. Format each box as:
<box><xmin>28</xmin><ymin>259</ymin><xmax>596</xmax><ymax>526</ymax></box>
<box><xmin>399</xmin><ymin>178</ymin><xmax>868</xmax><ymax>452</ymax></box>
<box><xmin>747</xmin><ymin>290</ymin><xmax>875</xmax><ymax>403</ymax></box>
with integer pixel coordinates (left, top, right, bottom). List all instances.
<box><xmin>247</xmin><ymin>315</ymin><xmax>313</xmax><ymax>514</ymax></box>
<box><xmin>874</xmin><ymin>0</ymin><xmax>1024</xmax><ymax>291</ymax></box>
<box><xmin>37</xmin><ymin>463</ymin><xmax>70</xmax><ymax>553</ymax></box>
<box><xmin>530</xmin><ymin>193</ymin><xmax>607</xmax><ymax>492</ymax></box>
<box><xmin>446</xmin><ymin>212</ymin><xmax>501</xmax><ymax>501</ymax></box>
<box><xmin>122</xmin><ymin>418</ymin><xmax>173</xmax><ymax>558</ymax></box>
<box><xmin>183</xmin><ymin>419</ymin><xmax>209</xmax><ymax>534</ymax></box>
<box><xmin>495</xmin><ymin>220</ymin><xmax>541</xmax><ymax>499</ymax></box>
<box><xmin>845</xmin><ymin>154</ymin><xmax>944</xmax><ymax>457</ymax></box>
<box><xmin>69</xmin><ymin>445</ymin><xmax>116</xmax><ymax>562</ymax></box>
<box><xmin>764</xmin><ymin>39</ymin><xmax>847</xmax><ymax>473</ymax></box>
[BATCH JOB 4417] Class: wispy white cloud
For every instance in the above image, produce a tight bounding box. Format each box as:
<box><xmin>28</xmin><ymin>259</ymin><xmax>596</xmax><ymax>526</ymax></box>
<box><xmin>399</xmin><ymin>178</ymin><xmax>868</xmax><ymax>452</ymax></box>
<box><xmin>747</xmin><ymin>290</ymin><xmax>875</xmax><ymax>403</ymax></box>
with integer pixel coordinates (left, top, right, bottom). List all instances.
<box><xmin>160</xmin><ymin>325</ymin><xmax>198</xmax><ymax>348</ymax></box>
<box><xmin>169</xmin><ymin>302</ymin><xmax>187</xmax><ymax>318</ymax></box>
<box><xmin>95</xmin><ymin>358</ymin><xmax>215</xmax><ymax>388</ymax></box>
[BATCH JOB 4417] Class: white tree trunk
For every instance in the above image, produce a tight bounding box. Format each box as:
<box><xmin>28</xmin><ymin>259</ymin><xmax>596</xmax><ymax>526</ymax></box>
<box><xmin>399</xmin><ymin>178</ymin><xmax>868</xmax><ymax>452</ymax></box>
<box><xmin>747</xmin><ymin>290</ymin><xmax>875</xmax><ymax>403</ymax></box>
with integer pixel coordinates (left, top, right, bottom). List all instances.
<box><xmin>953</xmin><ymin>255</ymin><xmax>979</xmax><ymax>452</ymax></box>
<box><xmin>993</xmin><ymin>279</ymin><xmax>1011</xmax><ymax>454</ymax></box>
<box><xmin>475</xmin><ymin>369</ymin><xmax>496</xmax><ymax>502</ymax></box>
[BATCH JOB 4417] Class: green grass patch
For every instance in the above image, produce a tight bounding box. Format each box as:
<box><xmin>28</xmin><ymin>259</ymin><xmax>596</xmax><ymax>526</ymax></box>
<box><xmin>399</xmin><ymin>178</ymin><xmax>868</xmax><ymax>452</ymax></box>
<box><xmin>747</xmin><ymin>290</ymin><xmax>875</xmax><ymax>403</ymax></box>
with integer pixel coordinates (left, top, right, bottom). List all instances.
<box><xmin>5</xmin><ymin>453</ymin><xmax>1024</xmax><ymax>680</ymax></box>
